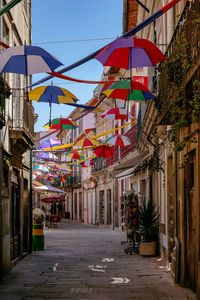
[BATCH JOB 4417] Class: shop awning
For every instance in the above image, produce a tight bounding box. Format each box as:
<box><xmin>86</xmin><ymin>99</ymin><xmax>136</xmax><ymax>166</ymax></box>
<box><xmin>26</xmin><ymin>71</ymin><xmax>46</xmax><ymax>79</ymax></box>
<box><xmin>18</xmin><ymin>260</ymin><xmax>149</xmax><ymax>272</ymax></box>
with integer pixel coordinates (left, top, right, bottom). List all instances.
<box><xmin>33</xmin><ymin>184</ymin><xmax>66</xmax><ymax>194</ymax></box>
<box><xmin>113</xmin><ymin>150</ymin><xmax>149</xmax><ymax>179</ymax></box>
<box><xmin>41</xmin><ymin>196</ymin><xmax>65</xmax><ymax>203</ymax></box>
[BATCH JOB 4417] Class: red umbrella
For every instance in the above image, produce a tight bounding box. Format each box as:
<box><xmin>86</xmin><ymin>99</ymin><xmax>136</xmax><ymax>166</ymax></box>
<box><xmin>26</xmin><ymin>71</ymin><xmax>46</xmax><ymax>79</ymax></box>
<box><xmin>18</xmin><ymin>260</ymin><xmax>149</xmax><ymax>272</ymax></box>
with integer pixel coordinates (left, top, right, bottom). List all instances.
<box><xmin>95</xmin><ymin>37</ymin><xmax>166</xmax><ymax>70</ymax></box>
<box><xmin>94</xmin><ymin>145</ymin><xmax>114</xmax><ymax>158</ymax></box>
<box><xmin>100</xmin><ymin>107</ymin><xmax>135</xmax><ymax>120</ymax></box>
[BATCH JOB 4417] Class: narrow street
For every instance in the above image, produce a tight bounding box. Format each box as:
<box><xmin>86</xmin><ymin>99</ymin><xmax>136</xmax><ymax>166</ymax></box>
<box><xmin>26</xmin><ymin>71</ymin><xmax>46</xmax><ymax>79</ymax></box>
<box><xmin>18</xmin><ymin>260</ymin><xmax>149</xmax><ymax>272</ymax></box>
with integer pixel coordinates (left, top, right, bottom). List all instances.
<box><xmin>0</xmin><ymin>221</ymin><xmax>196</xmax><ymax>300</ymax></box>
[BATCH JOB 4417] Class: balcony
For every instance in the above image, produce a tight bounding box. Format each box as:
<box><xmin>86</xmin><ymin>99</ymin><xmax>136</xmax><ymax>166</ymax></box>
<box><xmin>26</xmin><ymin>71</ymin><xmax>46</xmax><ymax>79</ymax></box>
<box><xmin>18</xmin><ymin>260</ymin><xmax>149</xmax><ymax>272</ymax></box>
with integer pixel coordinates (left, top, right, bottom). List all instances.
<box><xmin>0</xmin><ymin>104</ymin><xmax>5</xmax><ymax>129</ymax></box>
<box><xmin>92</xmin><ymin>157</ymin><xmax>106</xmax><ymax>173</ymax></box>
<box><xmin>10</xmin><ymin>89</ymin><xmax>35</xmax><ymax>158</ymax></box>
<box><xmin>106</xmin><ymin>124</ymin><xmax>137</xmax><ymax>167</ymax></box>
<box><xmin>63</xmin><ymin>174</ymin><xmax>82</xmax><ymax>189</ymax></box>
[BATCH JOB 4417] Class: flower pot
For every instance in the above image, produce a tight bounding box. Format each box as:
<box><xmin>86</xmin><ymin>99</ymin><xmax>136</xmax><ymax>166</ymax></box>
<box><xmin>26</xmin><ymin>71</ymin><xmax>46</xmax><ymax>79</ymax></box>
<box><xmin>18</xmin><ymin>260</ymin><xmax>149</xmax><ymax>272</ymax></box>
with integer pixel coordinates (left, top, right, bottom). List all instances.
<box><xmin>139</xmin><ymin>241</ymin><xmax>156</xmax><ymax>256</ymax></box>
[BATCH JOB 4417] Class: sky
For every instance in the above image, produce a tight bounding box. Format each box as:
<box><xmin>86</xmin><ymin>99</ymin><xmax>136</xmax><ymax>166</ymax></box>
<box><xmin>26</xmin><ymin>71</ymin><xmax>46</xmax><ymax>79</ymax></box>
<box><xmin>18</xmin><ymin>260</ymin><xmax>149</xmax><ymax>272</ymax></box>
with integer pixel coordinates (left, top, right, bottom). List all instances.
<box><xmin>32</xmin><ymin>0</ymin><xmax>123</xmax><ymax>132</ymax></box>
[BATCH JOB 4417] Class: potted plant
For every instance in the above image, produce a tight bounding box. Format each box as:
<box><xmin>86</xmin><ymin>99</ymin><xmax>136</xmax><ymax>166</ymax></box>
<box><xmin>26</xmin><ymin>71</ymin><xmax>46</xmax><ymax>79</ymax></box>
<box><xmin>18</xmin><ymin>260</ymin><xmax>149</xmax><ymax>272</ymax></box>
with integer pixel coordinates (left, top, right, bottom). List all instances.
<box><xmin>138</xmin><ymin>199</ymin><xmax>159</xmax><ymax>256</ymax></box>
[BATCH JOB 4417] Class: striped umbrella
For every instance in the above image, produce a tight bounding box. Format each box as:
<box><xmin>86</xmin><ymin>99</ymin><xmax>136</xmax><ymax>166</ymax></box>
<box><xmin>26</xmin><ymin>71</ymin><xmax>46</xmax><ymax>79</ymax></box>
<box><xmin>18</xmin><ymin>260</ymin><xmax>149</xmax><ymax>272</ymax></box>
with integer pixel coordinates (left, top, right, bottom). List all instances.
<box><xmin>106</xmin><ymin>134</ymin><xmax>131</xmax><ymax>147</ymax></box>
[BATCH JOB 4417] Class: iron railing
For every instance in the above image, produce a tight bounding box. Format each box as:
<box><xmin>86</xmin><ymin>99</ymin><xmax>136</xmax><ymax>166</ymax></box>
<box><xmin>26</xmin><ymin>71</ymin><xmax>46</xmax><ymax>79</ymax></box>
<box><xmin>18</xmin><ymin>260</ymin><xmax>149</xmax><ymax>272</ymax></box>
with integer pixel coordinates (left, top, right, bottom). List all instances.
<box><xmin>11</xmin><ymin>88</ymin><xmax>34</xmax><ymax>139</ymax></box>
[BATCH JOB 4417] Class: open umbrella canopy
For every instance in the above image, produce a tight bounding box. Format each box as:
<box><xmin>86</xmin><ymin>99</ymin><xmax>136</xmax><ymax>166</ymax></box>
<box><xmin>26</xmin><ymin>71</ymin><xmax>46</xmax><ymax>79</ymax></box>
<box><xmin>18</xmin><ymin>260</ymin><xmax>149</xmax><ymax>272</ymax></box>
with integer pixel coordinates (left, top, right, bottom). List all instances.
<box><xmin>95</xmin><ymin>37</ymin><xmax>166</xmax><ymax>70</ymax></box>
<box><xmin>106</xmin><ymin>134</ymin><xmax>131</xmax><ymax>147</ymax></box>
<box><xmin>29</xmin><ymin>85</ymin><xmax>79</xmax><ymax>104</ymax></box>
<box><xmin>44</xmin><ymin>118</ymin><xmax>78</xmax><ymax>130</ymax></box>
<box><xmin>34</xmin><ymin>165</ymin><xmax>49</xmax><ymax>172</ymax></box>
<box><xmin>103</xmin><ymin>80</ymin><xmax>155</xmax><ymax>102</ymax></box>
<box><xmin>100</xmin><ymin>107</ymin><xmax>135</xmax><ymax>120</ymax></box>
<box><xmin>65</xmin><ymin>151</ymin><xmax>84</xmax><ymax>160</ymax></box>
<box><xmin>79</xmin><ymin>160</ymin><xmax>95</xmax><ymax>167</ymax></box>
<box><xmin>38</xmin><ymin>138</ymin><xmax>62</xmax><ymax>149</ymax></box>
<box><xmin>0</xmin><ymin>45</ymin><xmax>63</xmax><ymax>75</ymax></box>
<box><xmin>41</xmin><ymin>196</ymin><xmax>65</xmax><ymax>203</ymax></box>
<box><xmin>59</xmin><ymin>165</ymin><xmax>72</xmax><ymax>172</ymax></box>
<box><xmin>38</xmin><ymin>152</ymin><xmax>58</xmax><ymax>160</ymax></box>
<box><xmin>94</xmin><ymin>145</ymin><xmax>114</xmax><ymax>158</ymax></box>
<box><xmin>74</xmin><ymin>137</ymin><xmax>99</xmax><ymax>147</ymax></box>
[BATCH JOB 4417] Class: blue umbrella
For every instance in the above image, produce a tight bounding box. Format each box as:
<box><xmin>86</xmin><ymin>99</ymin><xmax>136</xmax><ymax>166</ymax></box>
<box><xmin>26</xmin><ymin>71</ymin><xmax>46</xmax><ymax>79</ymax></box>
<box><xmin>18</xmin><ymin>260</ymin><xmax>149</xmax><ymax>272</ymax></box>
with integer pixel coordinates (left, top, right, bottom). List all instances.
<box><xmin>0</xmin><ymin>45</ymin><xmax>63</xmax><ymax>75</ymax></box>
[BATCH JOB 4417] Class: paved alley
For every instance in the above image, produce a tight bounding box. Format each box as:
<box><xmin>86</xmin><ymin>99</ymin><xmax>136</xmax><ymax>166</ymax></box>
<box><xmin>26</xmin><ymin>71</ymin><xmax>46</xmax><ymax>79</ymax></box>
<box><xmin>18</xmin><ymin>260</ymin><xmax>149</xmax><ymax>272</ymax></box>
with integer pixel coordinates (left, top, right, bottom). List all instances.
<box><xmin>0</xmin><ymin>220</ymin><xmax>196</xmax><ymax>300</ymax></box>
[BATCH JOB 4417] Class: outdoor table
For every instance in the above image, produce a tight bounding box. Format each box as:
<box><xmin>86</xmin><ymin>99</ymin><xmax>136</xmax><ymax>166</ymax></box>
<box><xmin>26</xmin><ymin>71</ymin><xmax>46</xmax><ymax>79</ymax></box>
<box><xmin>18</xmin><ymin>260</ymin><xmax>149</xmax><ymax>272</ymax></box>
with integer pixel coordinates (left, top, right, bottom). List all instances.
<box><xmin>50</xmin><ymin>215</ymin><xmax>61</xmax><ymax>228</ymax></box>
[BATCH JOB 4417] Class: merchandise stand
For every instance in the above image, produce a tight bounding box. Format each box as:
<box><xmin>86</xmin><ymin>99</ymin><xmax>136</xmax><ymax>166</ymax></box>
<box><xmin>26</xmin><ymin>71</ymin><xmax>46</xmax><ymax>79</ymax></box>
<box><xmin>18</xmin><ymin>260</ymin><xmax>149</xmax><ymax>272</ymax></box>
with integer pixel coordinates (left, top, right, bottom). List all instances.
<box><xmin>120</xmin><ymin>192</ymin><xmax>140</xmax><ymax>254</ymax></box>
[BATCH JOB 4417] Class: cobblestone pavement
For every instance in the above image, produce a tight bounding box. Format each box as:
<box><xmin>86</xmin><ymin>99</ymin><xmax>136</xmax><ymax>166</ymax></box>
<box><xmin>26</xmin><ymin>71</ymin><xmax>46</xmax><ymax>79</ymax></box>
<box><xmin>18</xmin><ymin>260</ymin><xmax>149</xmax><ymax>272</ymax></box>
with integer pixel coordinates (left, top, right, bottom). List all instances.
<box><xmin>0</xmin><ymin>220</ymin><xmax>196</xmax><ymax>300</ymax></box>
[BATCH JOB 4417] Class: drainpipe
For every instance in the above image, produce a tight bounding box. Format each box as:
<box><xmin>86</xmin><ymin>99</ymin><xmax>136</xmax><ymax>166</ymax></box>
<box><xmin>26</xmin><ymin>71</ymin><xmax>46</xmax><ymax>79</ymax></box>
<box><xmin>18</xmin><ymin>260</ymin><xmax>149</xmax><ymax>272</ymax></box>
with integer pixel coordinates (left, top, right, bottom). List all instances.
<box><xmin>28</xmin><ymin>0</ymin><xmax>32</xmax><ymax>253</ymax></box>
<box><xmin>0</xmin><ymin>0</ymin><xmax>3</xmax><ymax>278</ymax></box>
<box><xmin>112</xmin><ymin>176</ymin><xmax>115</xmax><ymax>230</ymax></box>
<box><xmin>174</xmin><ymin>150</ymin><xmax>180</xmax><ymax>282</ymax></box>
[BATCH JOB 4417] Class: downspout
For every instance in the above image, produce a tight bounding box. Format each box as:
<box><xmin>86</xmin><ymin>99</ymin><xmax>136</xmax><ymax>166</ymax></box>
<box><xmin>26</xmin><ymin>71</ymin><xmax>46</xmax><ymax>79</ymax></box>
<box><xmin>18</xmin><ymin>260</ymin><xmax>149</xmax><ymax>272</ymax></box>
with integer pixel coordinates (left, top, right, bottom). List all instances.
<box><xmin>28</xmin><ymin>0</ymin><xmax>32</xmax><ymax>253</ymax></box>
<box><xmin>174</xmin><ymin>150</ymin><xmax>180</xmax><ymax>282</ymax></box>
<box><xmin>0</xmin><ymin>0</ymin><xmax>3</xmax><ymax>278</ymax></box>
<box><xmin>112</xmin><ymin>175</ymin><xmax>115</xmax><ymax>230</ymax></box>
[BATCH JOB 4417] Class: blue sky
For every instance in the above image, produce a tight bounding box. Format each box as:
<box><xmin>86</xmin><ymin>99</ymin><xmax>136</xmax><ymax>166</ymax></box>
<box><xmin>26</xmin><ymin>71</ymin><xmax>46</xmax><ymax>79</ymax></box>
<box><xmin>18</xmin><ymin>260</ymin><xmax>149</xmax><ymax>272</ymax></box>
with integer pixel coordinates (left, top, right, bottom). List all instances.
<box><xmin>32</xmin><ymin>0</ymin><xmax>123</xmax><ymax>131</ymax></box>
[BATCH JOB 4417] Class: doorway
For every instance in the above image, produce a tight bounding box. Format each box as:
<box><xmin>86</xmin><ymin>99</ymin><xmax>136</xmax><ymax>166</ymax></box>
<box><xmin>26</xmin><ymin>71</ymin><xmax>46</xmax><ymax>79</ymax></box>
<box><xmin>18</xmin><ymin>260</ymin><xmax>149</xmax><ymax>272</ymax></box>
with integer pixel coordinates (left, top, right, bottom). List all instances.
<box><xmin>10</xmin><ymin>180</ymin><xmax>20</xmax><ymax>261</ymax></box>
<box><xmin>99</xmin><ymin>190</ymin><xmax>105</xmax><ymax>224</ymax></box>
<box><xmin>184</xmin><ymin>151</ymin><xmax>197</xmax><ymax>291</ymax></box>
<box><xmin>107</xmin><ymin>189</ymin><xmax>111</xmax><ymax>225</ymax></box>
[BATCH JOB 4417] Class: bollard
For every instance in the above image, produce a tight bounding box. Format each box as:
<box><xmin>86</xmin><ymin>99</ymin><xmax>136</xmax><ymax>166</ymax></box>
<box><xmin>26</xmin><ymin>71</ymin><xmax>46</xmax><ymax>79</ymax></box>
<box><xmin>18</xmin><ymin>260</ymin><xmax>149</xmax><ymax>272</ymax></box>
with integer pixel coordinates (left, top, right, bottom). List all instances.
<box><xmin>32</xmin><ymin>223</ymin><xmax>44</xmax><ymax>250</ymax></box>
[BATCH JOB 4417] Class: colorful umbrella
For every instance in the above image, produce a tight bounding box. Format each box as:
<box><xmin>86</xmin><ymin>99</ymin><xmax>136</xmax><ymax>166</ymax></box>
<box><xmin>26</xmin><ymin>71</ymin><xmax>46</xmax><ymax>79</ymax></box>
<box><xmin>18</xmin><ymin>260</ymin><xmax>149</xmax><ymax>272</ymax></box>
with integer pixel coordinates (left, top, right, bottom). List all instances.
<box><xmin>47</xmin><ymin>172</ymin><xmax>57</xmax><ymax>178</ymax></box>
<box><xmin>79</xmin><ymin>160</ymin><xmax>95</xmax><ymax>167</ymax></box>
<box><xmin>33</xmin><ymin>170</ymin><xmax>42</xmax><ymax>176</ymax></box>
<box><xmin>100</xmin><ymin>107</ymin><xmax>135</xmax><ymax>120</ymax></box>
<box><xmin>29</xmin><ymin>85</ymin><xmax>79</xmax><ymax>105</ymax></box>
<box><xmin>0</xmin><ymin>45</ymin><xmax>63</xmax><ymax>75</ymax></box>
<box><xmin>29</xmin><ymin>85</ymin><xmax>79</xmax><ymax>125</ymax></box>
<box><xmin>95</xmin><ymin>37</ymin><xmax>166</xmax><ymax>70</ymax></box>
<box><xmin>59</xmin><ymin>165</ymin><xmax>72</xmax><ymax>172</ymax></box>
<box><xmin>103</xmin><ymin>80</ymin><xmax>155</xmax><ymax>102</ymax></box>
<box><xmin>94</xmin><ymin>145</ymin><xmax>114</xmax><ymax>158</ymax></box>
<box><xmin>38</xmin><ymin>152</ymin><xmax>58</xmax><ymax>160</ymax></box>
<box><xmin>34</xmin><ymin>165</ymin><xmax>49</xmax><ymax>172</ymax></box>
<box><xmin>65</xmin><ymin>151</ymin><xmax>84</xmax><ymax>160</ymax></box>
<box><xmin>59</xmin><ymin>177</ymin><xmax>66</xmax><ymax>183</ymax></box>
<box><xmin>38</xmin><ymin>138</ymin><xmax>62</xmax><ymax>149</ymax></box>
<box><xmin>106</xmin><ymin>134</ymin><xmax>131</xmax><ymax>147</ymax></box>
<box><xmin>62</xmin><ymin>173</ymin><xmax>72</xmax><ymax>179</ymax></box>
<box><xmin>74</xmin><ymin>137</ymin><xmax>99</xmax><ymax>147</ymax></box>
<box><xmin>44</xmin><ymin>118</ymin><xmax>78</xmax><ymax>130</ymax></box>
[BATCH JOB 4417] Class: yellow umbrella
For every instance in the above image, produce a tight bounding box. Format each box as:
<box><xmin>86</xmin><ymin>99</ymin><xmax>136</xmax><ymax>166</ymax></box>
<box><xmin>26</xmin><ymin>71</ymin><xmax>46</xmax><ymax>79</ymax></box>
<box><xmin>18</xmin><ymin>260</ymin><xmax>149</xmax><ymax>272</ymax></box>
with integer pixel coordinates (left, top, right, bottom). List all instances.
<box><xmin>74</xmin><ymin>137</ymin><xmax>99</xmax><ymax>147</ymax></box>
